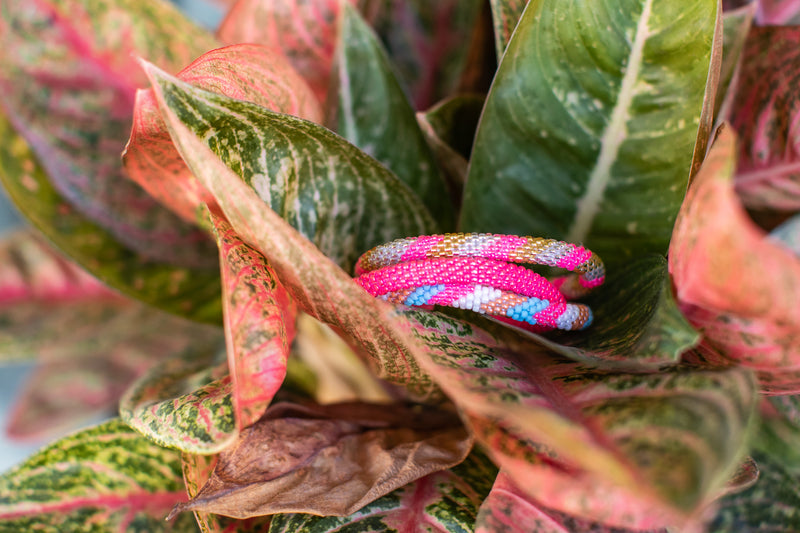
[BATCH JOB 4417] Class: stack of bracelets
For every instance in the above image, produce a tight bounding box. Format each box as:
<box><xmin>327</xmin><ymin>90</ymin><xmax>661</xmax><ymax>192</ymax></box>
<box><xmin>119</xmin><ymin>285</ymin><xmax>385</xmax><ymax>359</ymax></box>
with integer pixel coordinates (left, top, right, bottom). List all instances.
<box><xmin>354</xmin><ymin>233</ymin><xmax>605</xmax><ymax>332</ymax></box>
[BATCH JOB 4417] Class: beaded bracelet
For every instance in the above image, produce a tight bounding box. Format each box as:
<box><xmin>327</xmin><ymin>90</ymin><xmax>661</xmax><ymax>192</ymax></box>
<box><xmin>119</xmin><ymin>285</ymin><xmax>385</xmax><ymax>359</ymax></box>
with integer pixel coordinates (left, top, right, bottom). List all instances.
<box><xmin>354</xmin><ymin>233</ymin><xmax>605</xmax><ymax>332</ymax></box>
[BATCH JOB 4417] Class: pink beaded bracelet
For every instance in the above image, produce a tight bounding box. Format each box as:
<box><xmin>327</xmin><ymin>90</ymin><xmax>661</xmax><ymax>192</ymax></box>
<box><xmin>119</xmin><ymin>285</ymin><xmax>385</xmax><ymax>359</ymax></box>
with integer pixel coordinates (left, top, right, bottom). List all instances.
<box><xmin>354</xmin><ymin>233</ymin><xmax>605</xmax><ymax>332</ymax></box>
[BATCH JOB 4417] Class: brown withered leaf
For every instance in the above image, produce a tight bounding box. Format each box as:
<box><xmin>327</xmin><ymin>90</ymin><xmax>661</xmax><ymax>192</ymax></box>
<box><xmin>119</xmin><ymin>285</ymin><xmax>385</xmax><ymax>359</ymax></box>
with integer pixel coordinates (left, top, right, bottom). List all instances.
<box><xmin>169</xmin><ymin>401</ymin><xmax>472</xmax><ymax>519</ymax></box>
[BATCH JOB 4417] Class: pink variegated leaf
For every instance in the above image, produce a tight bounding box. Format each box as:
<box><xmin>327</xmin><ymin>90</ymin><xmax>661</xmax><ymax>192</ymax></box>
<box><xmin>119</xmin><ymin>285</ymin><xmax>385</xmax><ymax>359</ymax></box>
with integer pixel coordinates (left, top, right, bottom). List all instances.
<box><xmin>670</xmin><ymin>126</ymin><xmax>800</xmax><ymax>393</ymax></box>
<box><xmin>217</xmin><ymin>0</ymin><xmax>351</xmax><ymax>104</ymax></box>
<box><xmin>487</xmin><ymin>0</ymin><xmax>527</xmax><ymax>59</ymax></box>
<box><xmin>755</xmin><ymin>0</ymin><xmax>800</xmax><ymax>23</ymax></box>
<box><xmin>731</xmin><ymin>26</ymin><xmax>800</xmax><ymax>211</ymax></box>
<box><xmin>124</xmin><ymin>44</ymin><xmax>322</xmax><ymax>224</ymax></box>
<box><xmin>209</xmin><ymin>211</ymin><xmax>297</xmax><ymax>429</ymax></box>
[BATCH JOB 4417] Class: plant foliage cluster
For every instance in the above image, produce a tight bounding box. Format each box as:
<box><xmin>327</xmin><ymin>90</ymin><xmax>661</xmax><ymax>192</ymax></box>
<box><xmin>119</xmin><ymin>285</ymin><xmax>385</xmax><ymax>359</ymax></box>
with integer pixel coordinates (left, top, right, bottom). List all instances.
<box><xmin>1</xmin><ymin>0</ymin><xmax>800</xmax><ymax>531</ymax></box>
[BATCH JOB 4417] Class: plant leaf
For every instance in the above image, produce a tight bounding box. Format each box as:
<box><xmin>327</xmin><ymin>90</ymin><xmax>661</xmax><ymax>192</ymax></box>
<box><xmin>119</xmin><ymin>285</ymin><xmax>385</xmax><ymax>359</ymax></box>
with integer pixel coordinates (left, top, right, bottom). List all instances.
<box><xmin>170</xmin><ymin>401</ymin><xmax>472</xmax><ymax>518</ymax></box>
<box><xmin>709</xmin><ymin>450</ymin><xmax>800</xmax><ymax>532</ymax></box>
<box><xmin>475</xmin><ymin>471</ymin><xmax>665</xmax><ymax>533</ymax></box>
<box><xmin>140</xmin><ymin>62</ymin><xmax>444</xmax><ymax>399</ymax></box>
<box><xmin>217</xmin><ymin>0</ymin><xmax>347</xmax><ymax>104</ymax></box>
<box><xmin>416</xmin><ymin>93</ymin><xmax>485</xmax><ymax>204</ymax></box>
<box><xmin>755</xmin><ymin>0</ymin><xmax>800</xmax><ymax>23</ymax></box>
<box><xmin>0</xmin><ymin>111</ymin><xmax>222</xmax><ymax>323</ymax></box>
<box><xmin>358</xmin><ymin>0</ymin><xmax>488</xmax><ymax>110</ymax></box>
<box><xmin>730</xmin><ymin>26</ymin><xmax>800</xmax><ymax>212</ymax></box>
<box><xmin>119</xmin><ymin>343</ymin><xmax>239</xmax><ymax>455</ymax></box>
<box><xmin>404</xmin><ymin>308</ymin><xmax>757</xmax><ymax>528</ymax></box>
<box><xmin>669</xmin><ymin>126</ymin><xmax>800</xmax><ymax>394</ymax></box>
<box><xmin>142</xmin><ymin>61</ymin><xmax>437</xmax><ymax>272</ymax></box>
<box><xmin>330</xmin><ymin>2</ymin><xmax>454</xmax><ymax>230</ymax></box>
<box><xmin>715</xmin><ymin>5</ymin><xmax>756</xmax><ymax>123</ymax></box>
<box><xmin>0</xmin><ymin>418</ymin><xmax>198</xmax><ymax>532</ymax></box>
<box><xmin>461</xmin><ymin>0</ymin><xmax>720</xmax><ymax>268</ymax></box>
<box><xmin>266</xmin><ymin>451</ymin><xmax>497</xmax><ymax>532</ymax></box>
<box><xmin>0</xmin><ymin>0</ymin><xmax>220</xmax><ymax>267</ymax></box>
<box><xmin>124</xmin><ymin>43</ymin><xmax>322</xmax><ymax>225</ymax></box>
<box><xmin>209</xmin><ymin>212</ymin><xmax>297</xmax><ymax>428</ymax></box>
<box><xmin>488</xmin><ymin>0</ymin><xmax>527</xmax><ymax>59</ymax></box>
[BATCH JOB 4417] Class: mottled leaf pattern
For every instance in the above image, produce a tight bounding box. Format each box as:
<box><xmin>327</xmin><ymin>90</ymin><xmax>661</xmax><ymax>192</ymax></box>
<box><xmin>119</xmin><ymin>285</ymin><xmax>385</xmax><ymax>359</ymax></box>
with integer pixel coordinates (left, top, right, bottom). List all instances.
<box><xmin>143</xmin><ymin>62</ymin><xmax>436</xmax><ymax>272</ymax></box>
<box><xmin>142</xmin><ymin>62</ymin><xmax>443</xmax><ymax>399</ymax></box>
<box><xmin>670</xmin><ymin>126</ymin><xmax>800</xmax><ymax>394</ymax></box>
<box><xmin>119</xmin><ymin>343</ymin><xmax>239</xmax><ymax>455</ymax></box>
<box><xmin>358</xmin><ymin>0</ymin><xmax>488</xmax><ymax>110</ymax></box>
<box><xmin>331</xmin><ymin>3</ymin><xmax>454</xmax><ymax>229</ymax></box>
<box><xmin>731</xmin><ymin>26</ymin><xmax>800</xmax><ymax>212</ymax></box>
<box><xmin>267</xmin><ymin>451</ymin><xmax>497</xmax><ymax>532</ymax></box>
<box><xmin>170</xmin><ymin>401</ymin><xmax>472</xmax><ymax>518</ymax></box>
<box><xmin>0</xmin><ymin>112</ymin><xmax>222</xmax><ymax>323</ymax></box>
<box><xmin>488</xmin><ymin>0</ymin><xmax>527</xmax><ymax>59</ymax></box>
<box><xmin>124</xmin><ymin>44</ymin><xmax>322</xmax><ymax>224</ymax></box>
<box><xmin>755</xmin><ymin>0</ymin><xmax>800</xmax><ymax>23</ymax></box>
<box><xmin>404</xmin><ymin>309</ymin><xmax>757</xmax><ymax>527</ymax></box>
<box><xmin>0</xmin><ymin>418</ymin><xmax>198</xmax><ymax>532</ymax></box>
<box><xmin>209</xmin><ymin>212</ymin><xmax>297</xmax><ymax>428</ymax></box>
<box><xmin>715</xmin><ymin>5</ymin><xmax>756</xmax><ymax>122</ymax></box>
<box><xmin>0</xmin><ymin>0</ymin><xmax>219</xmax><ymax>266</ymax></box>
<box><xmin>217</xmin><ymin>0</ymin><xmax>346</xmax><ymax>104</ymax></box>
<box><xmin>461</xmin><ymin>0</ymin><xmax>719</xmax><ymax>268</ymax></box>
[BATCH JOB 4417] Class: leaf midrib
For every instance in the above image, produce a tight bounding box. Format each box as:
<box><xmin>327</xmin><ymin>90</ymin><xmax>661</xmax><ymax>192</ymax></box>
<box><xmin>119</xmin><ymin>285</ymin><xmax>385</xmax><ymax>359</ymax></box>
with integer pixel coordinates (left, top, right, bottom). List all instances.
<box><xmin>566</xmin><ymin>0</ymin><xmax>654</xmax><ymax>244</ymax></box>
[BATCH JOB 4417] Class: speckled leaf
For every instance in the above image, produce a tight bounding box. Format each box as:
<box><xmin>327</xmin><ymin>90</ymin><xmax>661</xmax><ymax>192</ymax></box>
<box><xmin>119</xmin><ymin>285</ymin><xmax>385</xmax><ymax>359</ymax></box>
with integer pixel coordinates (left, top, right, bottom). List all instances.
<box><xmin>209</xmin><ymin>212</ymin><xmax>297</xmax><ymax>429</ymax></box>
<box><xmin>670</xmin><ymin>126</ymin><xmax>800</xmax><ymax>394</ymax></box>
<box><xmin>357</xmin><ymin>0</ymin><xmax>488</xmax><ymax>110</ymax></box>
<box><xmin>119</xmin><ymin>341</ymin><xmax>243</xmax><ymax>455</ymax></box>
<box><xmin>461</xmin><ymin>0</ymin><xmax>720</xmax><ymax>268</ymax></box>
<box><xmin>475</xmin><ymin>471</ymin><xmax>665</xmax><ymax>533</ymax></box>
<box><xmin>416</xmin><ymin>93</ymin><xmax>485</xmax><ymax>205</ymax></box>
<box><xmin>124</xmin><ymin>44</ymin><xmax>322</xmax><ymax>225</ymax></box>
<box><xmin>0</xmin><ymin>112</ymin><xmax>222</xmax><ymax>323</ymax></box>
<box><xmin>2</xmin><ymin>250</ymin><xmax>223</xmax><ymax>442</ymax></box>
<box><xmin>516</xmin><ymin>254</ymin><xmax>699</xmax><ymax>370</ymax></box>
<box><xmin>755</xmin><ymin>0</ymin><xmax>800</xmax><ymax>23</ymax></box>
<box><xmin>0</xmin><ymin>0</ymin><xmax>219</xmax><ymax>267</ymax></box>
<box><xmin>0</xmin><ymin>418</ymin><xmax>198</xmax><ymax>532</ymax></box>
<box><xmin>330</xmin><ymin>3</ymin><xmax>454</xmax><ymax>230</ymax></box>
<box><xmin>488</xmin><ymin>0</ymin><xmax>527</xmax><ymax>59</ymax></box>
<box><xmin>141</xmin><ymin>63</ymin><xmax>442</xmax><ymax>399</ymax></box>
<box><xmin>714</xmin><ymin>5</ymin><xmax>756</xmax><ymax>122</ymax></box>
<box><xmin>267</xmin><ymin>451</ymin><xmax>497</xmax><ymax>532</ymax></box>
<box><xmin>143</xmin><ymin>62</ymin><xmax>436</xmax><ymax>272</ymax></box>
<box><xmin>217</xmin><ymin>0</ymin><xmax>347</xmax><ymax>104</ymax></box>
<box><xmin>709</xmin><ymin>450</ymin><xmax>800</xmax><ymax>532</ymax></box>
<box><xmin>169</xmin><ymin>401</ymin><xmax>472</xmax><ymax>518</ymax></box>
<box><xmin>730</xmin><ymin>26</ymin><xmax>800</xmax><ymax>212</ymax></box>
<box><xmin>405</xmin><ymin>309</ymin><xmax>757</xmax><ymax>528</ymax></box>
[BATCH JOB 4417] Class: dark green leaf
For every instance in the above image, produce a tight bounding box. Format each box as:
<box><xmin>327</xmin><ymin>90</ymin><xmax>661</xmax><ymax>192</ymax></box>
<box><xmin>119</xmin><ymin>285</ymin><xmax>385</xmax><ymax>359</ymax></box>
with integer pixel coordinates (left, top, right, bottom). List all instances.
<box><xmin>461</xmin><ymin>0</ymin><xmax>719</xmax><ymax>268</ymax></box>
<box><xmin>331</xmin><ymin>3</ymin><xmax>454</xmax><ymax>230</ymax></box>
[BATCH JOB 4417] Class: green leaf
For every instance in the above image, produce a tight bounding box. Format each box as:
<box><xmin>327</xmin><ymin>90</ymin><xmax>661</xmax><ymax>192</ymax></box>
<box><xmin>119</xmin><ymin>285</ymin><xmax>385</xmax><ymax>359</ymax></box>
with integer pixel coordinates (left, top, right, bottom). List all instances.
<box><xmin>119</xmin><ymin>343</ymin><xmax>238</xmax><ymax>455</ymax></box>
<box><xmin>331</xmin><ymin>2</ymin><xmax>455</xmax><ymax>230</ymax></box>
<box><xmin>0</xmin><ymin>113</ymin><xmax>223</xmax><ymax>323</ymax></box>
<box><xmin>461</xmin><ymin>0</ymin><xmax>719</xmax><ymax>268</ymax></box>
<box><xmin>730</xmin><ymin>26</ymin><xmax>800</xmax><ymax>212</ymax></box>
<box><xmin>404</xmin><ymin>309</ymin><xmax>757</xmax><ymax>527</ymax></box>
<box><xmin>209</xmin><ymin>211</ymin><xmax>297</xmax><ymax>428</ymax></box>
<box><xmin>267</xmin><ymin>451</ymin><xmax>497</xmax><ymax>532</ymax></box>
<box><xmin>416</xmin><ymin>93</ymin><xmax>485</xmax><ymax>204</ymax></box>
<box><xmin>0</xmin><ymin>418</ymin><xmax>198</xmax><ymax>532</ymax></box>
<box><xmin>710</xmin><ymin>450</ymin><xmax>800</xmax><ymax>532</ymax></box>
<box><xmin>715</xmin><ymin>5</ymin><xmax>756</xmax><ymax>121</ymax></box>
<box><xmin>488</xmin><ymin>0</ymin><xmax>527</xmax><ymax>59</ymax></box>
<box><xmin>0</xmin><ymin>0</ymin><xmax>220</xmax><ymax>267</ymax></box>
<box><xmin>142</xmin><ymin>61</ymin><xmax>437</xmax><ymax>272</ymax></box>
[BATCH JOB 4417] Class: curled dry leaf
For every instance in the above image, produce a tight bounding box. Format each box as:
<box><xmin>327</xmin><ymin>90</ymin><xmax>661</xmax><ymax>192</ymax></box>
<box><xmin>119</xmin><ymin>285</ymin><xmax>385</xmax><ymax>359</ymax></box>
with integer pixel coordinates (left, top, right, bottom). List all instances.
<box><xmin>669</xmin><ymin>125</ymin><xmax>800</xmax><ymax>394</ymax></box>
<box><xmin>730</xmin><ymin>26</ymin><xmax>800</xmax><ymax>212</ymax></box>
<box><xmin>124</xmin><ymin>44</ymin><xmax>322</xmax><ymax>224</ymax></box>
<box><xmin>169</xmin><ymin>401</ymin><xmax>472</xmax><ymax>519</ymax></box>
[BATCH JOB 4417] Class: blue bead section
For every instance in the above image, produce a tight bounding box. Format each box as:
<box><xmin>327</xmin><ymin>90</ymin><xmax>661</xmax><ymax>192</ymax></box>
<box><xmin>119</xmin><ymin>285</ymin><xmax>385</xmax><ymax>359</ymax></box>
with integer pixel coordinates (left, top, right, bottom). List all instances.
<box><xmin>404</xmin><ymin>284</ymin><xmax>446</xmax><ymax>306</ymax></box>
<box><xmin>582</xmin><ymin>310</ymin><xmax>593</xmax><ymax>329</ymax></box>
<box><xmin>506</xmin><ymin>298</ymin><xmax>548</xmax><ymax>325</ymax></box>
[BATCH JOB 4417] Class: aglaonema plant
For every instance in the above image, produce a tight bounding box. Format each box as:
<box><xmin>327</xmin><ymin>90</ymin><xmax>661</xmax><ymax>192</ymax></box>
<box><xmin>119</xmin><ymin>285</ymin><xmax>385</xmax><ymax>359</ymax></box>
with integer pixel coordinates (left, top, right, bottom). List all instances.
<box><xmin>0</xmin><ymin>0</ymin><xmax>799</xmax><ymax>530</ymax></box>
